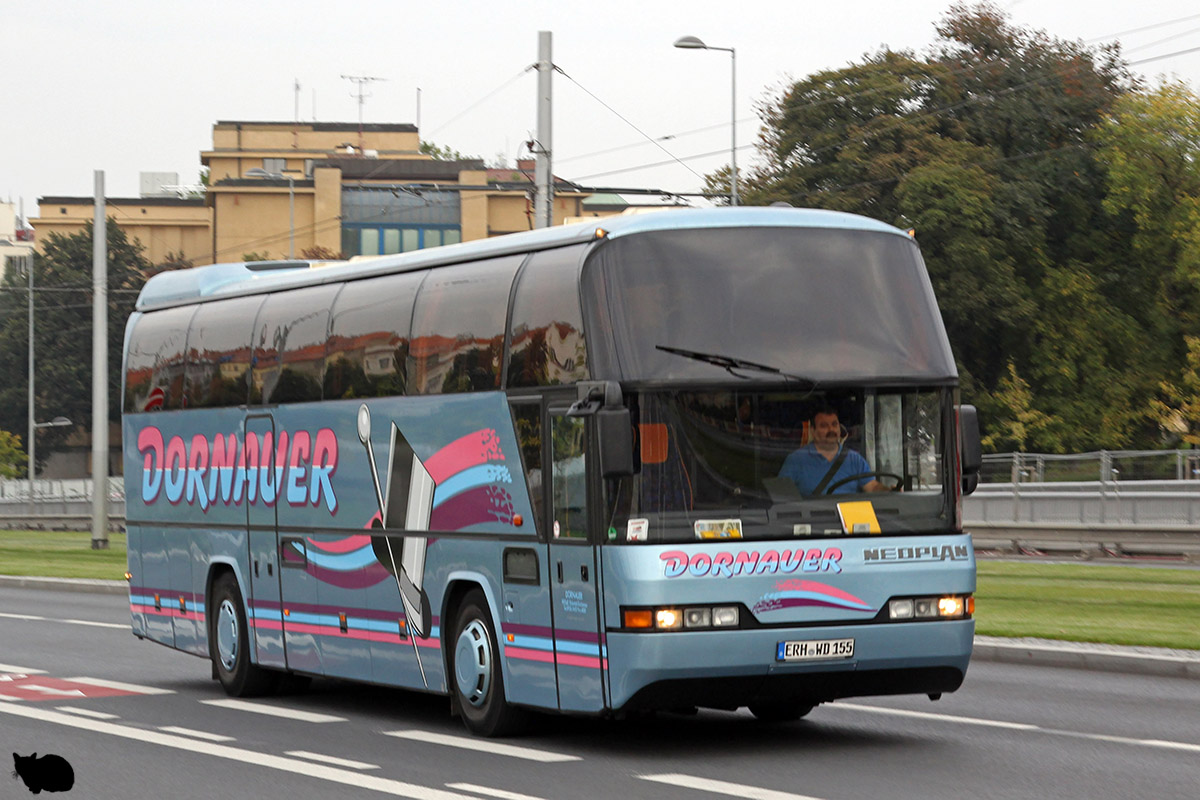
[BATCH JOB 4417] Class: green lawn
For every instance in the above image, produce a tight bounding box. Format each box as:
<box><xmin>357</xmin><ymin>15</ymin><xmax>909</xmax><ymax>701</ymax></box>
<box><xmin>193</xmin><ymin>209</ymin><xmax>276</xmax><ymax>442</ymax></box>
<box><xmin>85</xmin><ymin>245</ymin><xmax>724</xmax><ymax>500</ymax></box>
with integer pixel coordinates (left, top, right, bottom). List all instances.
<box><xmin>0</xmin><ymin>529</ymin><xmax>128</xmax><ymax>581</ymax></box>
<box><xmin>1</xmin><ymin>530</ymin><xmax>1196</xmax><ymax>650</ymax></box>
<box><xmin>974</xmin><ymin>561</ymin><xmax>1200</xmax><ymax>650</ymax></box>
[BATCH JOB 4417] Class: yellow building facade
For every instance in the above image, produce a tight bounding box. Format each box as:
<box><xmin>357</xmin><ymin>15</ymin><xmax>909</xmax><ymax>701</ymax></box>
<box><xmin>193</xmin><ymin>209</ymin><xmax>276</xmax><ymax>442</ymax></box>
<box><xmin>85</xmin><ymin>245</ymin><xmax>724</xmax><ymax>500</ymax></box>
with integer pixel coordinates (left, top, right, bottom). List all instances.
<box><xmin>32</xmin><ymin>121</ymin><xmax>588</xmax><ymax>267</ymax></box>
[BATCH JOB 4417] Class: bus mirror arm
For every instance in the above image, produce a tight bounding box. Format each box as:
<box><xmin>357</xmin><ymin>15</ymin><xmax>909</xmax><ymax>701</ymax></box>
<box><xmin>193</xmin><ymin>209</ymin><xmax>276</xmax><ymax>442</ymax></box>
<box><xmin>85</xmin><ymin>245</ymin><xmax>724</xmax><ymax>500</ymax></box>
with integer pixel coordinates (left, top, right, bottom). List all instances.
<box><xmin>567</xmin><ymin>380</ymin><xmax>624</xmax><ymax>418</ymax></box>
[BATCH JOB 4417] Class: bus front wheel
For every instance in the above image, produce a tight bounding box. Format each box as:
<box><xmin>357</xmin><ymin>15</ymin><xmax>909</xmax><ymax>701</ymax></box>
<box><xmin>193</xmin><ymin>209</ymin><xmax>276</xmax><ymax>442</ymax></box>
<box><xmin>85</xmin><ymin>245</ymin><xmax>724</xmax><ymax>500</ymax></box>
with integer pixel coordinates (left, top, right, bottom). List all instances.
<box><xmin>210</xmin><ymin>573</ymin><xmax>278</xmax><ymax>697</ymax></box>
<box><xmin>451</xmin><ymin>590</ymin><xmax>525</xmax><ymax>737</ymax></box>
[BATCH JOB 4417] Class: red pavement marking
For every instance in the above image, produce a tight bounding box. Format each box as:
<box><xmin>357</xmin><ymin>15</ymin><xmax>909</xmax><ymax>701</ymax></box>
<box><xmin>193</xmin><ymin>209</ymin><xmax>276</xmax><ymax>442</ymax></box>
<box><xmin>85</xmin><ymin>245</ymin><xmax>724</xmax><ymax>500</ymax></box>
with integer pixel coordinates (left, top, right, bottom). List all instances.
<box><xmin>0</xmin><ymin>674</ymin><xmax>141</xmax><ymax>702</ymax></box>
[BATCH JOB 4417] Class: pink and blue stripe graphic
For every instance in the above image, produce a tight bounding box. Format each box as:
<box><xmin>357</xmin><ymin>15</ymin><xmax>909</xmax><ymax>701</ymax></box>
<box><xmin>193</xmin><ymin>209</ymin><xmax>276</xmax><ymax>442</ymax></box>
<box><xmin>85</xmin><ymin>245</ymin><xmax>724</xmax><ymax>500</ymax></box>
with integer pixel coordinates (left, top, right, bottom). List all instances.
<box><xmin>501</xmin><ymin>623</ymin><xmax>607</xmax><ymax>670</ymax></box>
<box><xmin>752</xmin><ymin>579</ymin><xmax>875</xmax><ymax>615</ymax></box>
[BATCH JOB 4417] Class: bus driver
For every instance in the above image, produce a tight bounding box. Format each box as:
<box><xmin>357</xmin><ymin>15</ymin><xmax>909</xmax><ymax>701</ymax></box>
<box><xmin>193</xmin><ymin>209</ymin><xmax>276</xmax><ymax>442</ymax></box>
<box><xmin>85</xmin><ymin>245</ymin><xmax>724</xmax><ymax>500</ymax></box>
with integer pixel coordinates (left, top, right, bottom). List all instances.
<box><xmin>779</xmin><ymin>408</ymin><xmax>891</xmax><ymax>495</ymax></box>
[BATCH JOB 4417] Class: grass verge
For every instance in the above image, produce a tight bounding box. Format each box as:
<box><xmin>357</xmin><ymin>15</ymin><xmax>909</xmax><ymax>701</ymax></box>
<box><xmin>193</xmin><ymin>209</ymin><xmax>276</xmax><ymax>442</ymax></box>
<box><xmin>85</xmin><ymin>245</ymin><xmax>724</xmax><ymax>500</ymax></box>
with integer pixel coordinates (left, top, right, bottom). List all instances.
<box><xmin>1</xmin><ymin>531</ymin><xmax>1196</xmax><ymax>650</ymax></box>
<box><xmin>0</xmin><ymin>529</ymin><xmax>127</xmax><ymax>581</ymax></box>
<box><xmin>974</xmin><ymin>561</ymin><xmax>1200</xmax><ymax>650</ymax></box>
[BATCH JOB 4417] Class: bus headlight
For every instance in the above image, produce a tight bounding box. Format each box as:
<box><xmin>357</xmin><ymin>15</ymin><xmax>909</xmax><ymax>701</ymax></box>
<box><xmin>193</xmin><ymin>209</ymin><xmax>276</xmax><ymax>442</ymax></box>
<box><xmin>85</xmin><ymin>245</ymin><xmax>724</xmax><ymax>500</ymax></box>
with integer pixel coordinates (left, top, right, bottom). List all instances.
<box><xmin>656</xmin><ymin>609</ymin><xmax>683</xmax><ymax>629</ymax></box>
<box><xmin>889</xmin><ymin>595</ymin><xmax>972</xmax><ymax>621</ymax></box>
<box><xmin>620</xmin><ymin>605</ymin><xmax>742</xmax><ymax>631</ymax></box>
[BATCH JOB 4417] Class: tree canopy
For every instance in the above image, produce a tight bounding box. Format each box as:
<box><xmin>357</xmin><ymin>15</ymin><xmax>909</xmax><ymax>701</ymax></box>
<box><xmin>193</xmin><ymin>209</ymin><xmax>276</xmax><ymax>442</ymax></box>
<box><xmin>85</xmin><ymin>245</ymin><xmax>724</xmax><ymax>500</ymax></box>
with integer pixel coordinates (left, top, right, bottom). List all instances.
<box><xmin>737</xmin><ymin>2</ymin><xmax>1200</xmax><ymax>452</ymax></box>
<box><xmin>0</xmin><ymin>220</ymin><xmax>149</xmax><ymax>471</ymax></box>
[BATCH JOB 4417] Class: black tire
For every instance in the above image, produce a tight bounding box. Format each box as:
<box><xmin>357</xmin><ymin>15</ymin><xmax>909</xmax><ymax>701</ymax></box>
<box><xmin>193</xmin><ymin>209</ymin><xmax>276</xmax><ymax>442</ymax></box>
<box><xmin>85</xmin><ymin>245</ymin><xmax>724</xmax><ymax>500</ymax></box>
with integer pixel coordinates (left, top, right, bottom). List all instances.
<box><xmin>450</xmin><ymin>589</ymin><xmax>526</xmax><ymax>737</ymax></box>
<box><xmin>209</xmin><ymin>572</ymin><xmax>278</xmax><ymax>696</ymax></box>
<box><xmin>748</xmin><ymin>702</ymin><xmax>815</xmax><ymax>722</ymax></box>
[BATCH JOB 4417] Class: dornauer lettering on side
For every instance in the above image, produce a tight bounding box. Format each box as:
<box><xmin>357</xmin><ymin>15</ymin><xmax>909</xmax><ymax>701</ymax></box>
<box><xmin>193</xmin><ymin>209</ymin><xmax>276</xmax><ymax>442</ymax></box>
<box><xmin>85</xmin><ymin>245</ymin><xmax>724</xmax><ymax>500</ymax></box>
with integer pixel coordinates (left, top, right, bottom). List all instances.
<box><xmin>862</xmin><ymin>545</ymin><xmax>970</xmax><ymax>564</ymax></box>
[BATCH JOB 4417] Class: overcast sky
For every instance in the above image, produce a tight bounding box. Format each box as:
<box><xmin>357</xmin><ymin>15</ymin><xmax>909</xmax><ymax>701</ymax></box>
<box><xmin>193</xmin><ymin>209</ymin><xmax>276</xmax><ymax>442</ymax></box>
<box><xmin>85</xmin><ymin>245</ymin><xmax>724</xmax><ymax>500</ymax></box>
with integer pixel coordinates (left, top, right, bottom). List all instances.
<box><xmin>6</xmin><ymin>1</ymin><xmax>1199</xmax><ymax>219</ymax></box>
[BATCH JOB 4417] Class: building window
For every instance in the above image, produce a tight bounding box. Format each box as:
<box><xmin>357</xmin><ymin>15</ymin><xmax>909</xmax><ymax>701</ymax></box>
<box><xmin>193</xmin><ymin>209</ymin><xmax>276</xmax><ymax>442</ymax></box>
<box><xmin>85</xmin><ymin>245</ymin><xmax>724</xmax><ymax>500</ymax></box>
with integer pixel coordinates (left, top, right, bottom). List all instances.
<box><xmin>262</xmin><ymin>158</ymin><xmax>286</xmax><ymax>173</ymax></box>
<box><xmin>341</xmin><ymin>225</ymin><xmax>461</xmax><ymax>257</ymax></box>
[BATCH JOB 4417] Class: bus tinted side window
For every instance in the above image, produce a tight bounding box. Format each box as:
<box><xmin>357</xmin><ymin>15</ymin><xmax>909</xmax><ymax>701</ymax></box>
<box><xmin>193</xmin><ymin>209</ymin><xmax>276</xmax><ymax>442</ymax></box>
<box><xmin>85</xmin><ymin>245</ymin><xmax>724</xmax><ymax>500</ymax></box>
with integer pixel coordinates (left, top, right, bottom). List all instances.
<box><xmin>325</xmin><ymin>272</ymin><xmax>422</xmax><ymax>399</ymax></box>
<box><xmin>185</xmin><ymin>296</ymin><xmax>264</xmax><ymax>409</ymax></box>
<box><xmin>508</xmin><ymin>245</ymin><xmax>589</xmax><ymax>387</ymax></box>
<box><xmin>124</xmin><ymin>306</ymin><xmax>195</xmax><ymax>413</ymax></box>
<box><xmin>408</xmin><ymin>255</ymin><xmax>524</xmax><ymax>394</ymax></box>
<box><xmin>250</xmin><ymin>285</ymin><xmax>338</xmax><ymax>405</ymax></box>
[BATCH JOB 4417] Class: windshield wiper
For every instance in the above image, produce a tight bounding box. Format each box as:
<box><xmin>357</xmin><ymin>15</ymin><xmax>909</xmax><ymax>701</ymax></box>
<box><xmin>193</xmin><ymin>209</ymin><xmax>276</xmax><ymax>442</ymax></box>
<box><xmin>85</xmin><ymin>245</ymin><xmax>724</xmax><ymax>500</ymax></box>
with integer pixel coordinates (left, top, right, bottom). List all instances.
<box><xmin>655</xmin><ymin>345</ymin><xmax>818</xmax><ymax>389</ymax></box>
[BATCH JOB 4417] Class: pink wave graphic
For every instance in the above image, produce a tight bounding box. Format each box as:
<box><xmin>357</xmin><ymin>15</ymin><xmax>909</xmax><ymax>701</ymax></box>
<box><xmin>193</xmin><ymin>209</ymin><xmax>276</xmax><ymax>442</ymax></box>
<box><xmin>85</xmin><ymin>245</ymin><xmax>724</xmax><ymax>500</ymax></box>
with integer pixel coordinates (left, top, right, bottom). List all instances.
<box><xmin>306</xmin><ymin>534</ymin><xmax>372</xmax><ymax>553</ymax></box>
<box><xmin>430</xmin><ymin>485</ymin><xmax>515</xmax><ymax>528</ymax></box>
<box><xmin>425</xmin><ymin>429</ymin><xmax>504</xmax><ymax>483</ymax></box>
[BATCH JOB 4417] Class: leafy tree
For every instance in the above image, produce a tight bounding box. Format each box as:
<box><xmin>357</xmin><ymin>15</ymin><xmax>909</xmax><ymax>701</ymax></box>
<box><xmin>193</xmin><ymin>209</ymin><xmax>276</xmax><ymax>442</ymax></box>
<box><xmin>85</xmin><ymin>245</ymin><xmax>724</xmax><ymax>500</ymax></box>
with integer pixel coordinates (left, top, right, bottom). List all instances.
<box><xmin>0</xmin><ymin>430</ymin><xmax>25</xmax><ymax>478</ymax></box>
<box><xmin>419</xmin><ymin>141</ymin><xmax>477</xmax><ymax>161</ymax></box>
<box><xmin>300</xmin><ymin>245</ymin><xmax>348</xmax><ymax>261</ymax></box>
<box><xmin>0</xmin><ymin>220</ymin><xmax>149</xmax><ymax>470</ymax></box>
<box><xmin>1153</xmin><ymin>336</ymin><xmax>1200</xmax><ymax>447</ymax></box>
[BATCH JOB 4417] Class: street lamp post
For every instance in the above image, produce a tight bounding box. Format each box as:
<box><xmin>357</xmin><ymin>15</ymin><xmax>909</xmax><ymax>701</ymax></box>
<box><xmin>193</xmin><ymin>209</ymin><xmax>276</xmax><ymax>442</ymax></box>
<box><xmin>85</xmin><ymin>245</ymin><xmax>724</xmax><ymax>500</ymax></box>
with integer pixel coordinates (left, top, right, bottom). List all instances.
<box><xmin>245</xmin><ymin>168</ymin><xmax>296</xmax><ymax>258</ymax></box>
<box><xmin>28</xmin><ymin>416</ymin><xmax>72</xmax><ymax>515</ymax></box>
<box><xmin>674</xmin><ymin>35</ymin><xmax>738</xmax><ymax>206</ymax></box>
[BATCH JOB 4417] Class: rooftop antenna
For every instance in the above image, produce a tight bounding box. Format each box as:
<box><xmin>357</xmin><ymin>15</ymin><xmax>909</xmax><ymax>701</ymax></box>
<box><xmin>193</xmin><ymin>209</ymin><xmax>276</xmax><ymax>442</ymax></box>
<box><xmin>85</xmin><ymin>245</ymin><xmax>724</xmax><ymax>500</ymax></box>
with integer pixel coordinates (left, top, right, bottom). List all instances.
<box><xmin>294</xmin><ymin>78</ymin><xmax>301</xmax><ymax>123</ymax></box>
<box><xmin>341</xmin><ymin>74</ymin><xmax>387</xmax><ymax>147</ymax></box>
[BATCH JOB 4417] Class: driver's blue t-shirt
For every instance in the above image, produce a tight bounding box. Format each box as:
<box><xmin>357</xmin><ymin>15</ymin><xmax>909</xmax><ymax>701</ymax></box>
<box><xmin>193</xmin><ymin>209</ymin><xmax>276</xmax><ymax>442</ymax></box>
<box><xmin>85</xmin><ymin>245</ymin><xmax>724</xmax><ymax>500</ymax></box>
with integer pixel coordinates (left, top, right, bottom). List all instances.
<box><xmin>779</xmin><ymin>443</ymin><xmax>873</xmax><ymax>495</ymax></box>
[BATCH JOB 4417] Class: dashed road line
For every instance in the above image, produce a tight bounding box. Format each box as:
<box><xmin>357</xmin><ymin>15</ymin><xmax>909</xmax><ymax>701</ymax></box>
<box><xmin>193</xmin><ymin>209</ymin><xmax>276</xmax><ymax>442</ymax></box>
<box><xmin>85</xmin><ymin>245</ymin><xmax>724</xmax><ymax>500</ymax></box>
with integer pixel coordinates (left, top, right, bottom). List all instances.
<box><xmin>160</xmin><ymin>725</ymin><xmax>236</xmax><ymax>742</ymax></box>
<box><xmin>62</xmin><ymin>618</ymin><xmax>127</xmax><ymax>629</ymax></box>
<box><xmin>66</xmin><ymin>676</ymin><xmax>175</xmax><ymax>695</ymax></box>
<box><xmin>641</xmin><ymin>773</ymin><xmax>825</xmax><ymax>800</ymax></box>
<box><xmin>831</xmin><ymin>702</ymin><xmax>1200</xmax><ymax>753</ymax></box>
<box><xmin>202</xmin><ymin>698</ymin><xmax>347</xmax><ymax>723</ymax></box>
<box><xmin>446</xmin><ymin>783</ymin><xmax>547</xmax><ymax>800</ymax></box>
<box><xmin>0</xmin><ymin>663</ymin><xmax>46</xmax><ymax>674</ymax></box>
<box><xmin>382</xmin><ymin>730</ymin><xmax>580</xmax><ymax>763</ymax></box>
<box><xmin>0</xmin><ymin>701</ymin><xmax>480</xmax><ymax>799</ymax></box>
<box><xmin>287</xmin><ymin>750</ymin><xmax>380</xmax><ymax>770</ymax></box>
<box><xmin>56</xmin><ymin>706</ymin><xmax>119</xmax><ymax>720</ymax></box>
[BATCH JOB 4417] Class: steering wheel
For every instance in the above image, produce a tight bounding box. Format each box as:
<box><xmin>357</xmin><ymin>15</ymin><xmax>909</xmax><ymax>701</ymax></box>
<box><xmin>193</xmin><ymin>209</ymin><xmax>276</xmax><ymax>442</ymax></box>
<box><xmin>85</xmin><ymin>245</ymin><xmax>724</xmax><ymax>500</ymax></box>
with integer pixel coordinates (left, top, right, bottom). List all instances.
<box><xmin>824</xmin><ymin>471</ymin><xmax>903</xmax><ymax>494</ymax></box>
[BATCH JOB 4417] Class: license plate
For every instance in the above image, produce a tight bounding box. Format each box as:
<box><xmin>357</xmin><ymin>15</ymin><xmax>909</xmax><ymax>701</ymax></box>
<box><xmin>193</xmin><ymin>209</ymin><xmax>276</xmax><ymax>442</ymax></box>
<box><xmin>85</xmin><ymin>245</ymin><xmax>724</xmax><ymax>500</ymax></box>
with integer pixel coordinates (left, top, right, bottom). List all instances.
<box><xmin>776</xmin><ymin>638</ymin><xmax>855</xmax><ymax>662</ymax></box>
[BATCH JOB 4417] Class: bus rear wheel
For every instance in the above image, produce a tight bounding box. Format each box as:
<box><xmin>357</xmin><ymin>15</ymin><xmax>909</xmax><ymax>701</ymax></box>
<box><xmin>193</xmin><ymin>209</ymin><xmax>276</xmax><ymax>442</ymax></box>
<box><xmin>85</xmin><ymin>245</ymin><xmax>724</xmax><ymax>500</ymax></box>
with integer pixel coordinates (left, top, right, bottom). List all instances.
<box><xmin>451</xmin><ymin>590</ymin><xmax>526</xmax><ymax>737</ymax></box>
<box><xmin>210</xmin><ymin>573</ymin><xmax>278</xmax><ymax>697</ymax></box>
<box><xmin>748</xmin><ymin>702</ymin><xmax>814</xmax><ymax>722</ymax></box>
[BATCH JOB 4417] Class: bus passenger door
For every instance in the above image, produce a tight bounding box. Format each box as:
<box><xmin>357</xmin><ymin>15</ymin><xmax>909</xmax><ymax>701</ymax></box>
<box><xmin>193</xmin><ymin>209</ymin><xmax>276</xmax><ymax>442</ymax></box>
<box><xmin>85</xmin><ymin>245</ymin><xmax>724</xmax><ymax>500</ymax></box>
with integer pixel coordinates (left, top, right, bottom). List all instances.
<box><xmin>547</xmin><ymin>411</ymin><xmax>606</xmax><ymax>712</ymax></box>
<box><xmin>245</xmin><ymin>415</ymin><xmax>286</xmax><ymax>670</ymax></box>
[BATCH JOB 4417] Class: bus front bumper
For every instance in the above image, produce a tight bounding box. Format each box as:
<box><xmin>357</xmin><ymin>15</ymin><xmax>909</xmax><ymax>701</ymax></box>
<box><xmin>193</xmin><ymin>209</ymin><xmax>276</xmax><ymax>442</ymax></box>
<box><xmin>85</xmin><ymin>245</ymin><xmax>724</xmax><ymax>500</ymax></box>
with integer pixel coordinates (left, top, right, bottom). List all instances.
<box><xmin>606</xmin><ymin>619</ymin><xmax>974</xmax><ymax>712</ymax></box>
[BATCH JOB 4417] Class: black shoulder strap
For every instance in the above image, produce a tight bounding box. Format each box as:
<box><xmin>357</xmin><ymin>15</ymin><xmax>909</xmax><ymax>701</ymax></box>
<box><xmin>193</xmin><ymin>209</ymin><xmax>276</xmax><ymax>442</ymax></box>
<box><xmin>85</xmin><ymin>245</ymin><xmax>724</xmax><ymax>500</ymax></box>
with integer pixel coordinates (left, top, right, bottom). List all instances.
<box><xmin>812</xmin><ymin>447</ymin><xmax>850</xmax><ymax>495</ymax></box>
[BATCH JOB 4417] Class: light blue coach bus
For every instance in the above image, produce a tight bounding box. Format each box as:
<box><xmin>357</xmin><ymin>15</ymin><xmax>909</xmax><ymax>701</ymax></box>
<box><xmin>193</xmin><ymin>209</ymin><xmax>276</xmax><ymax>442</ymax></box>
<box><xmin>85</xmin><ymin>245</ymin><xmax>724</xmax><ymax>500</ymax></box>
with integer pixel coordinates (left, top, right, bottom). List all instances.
<box><xmin>122</xmin><ymin>207</ymin><xmax>982</xmax><ymax>736</ymax></box>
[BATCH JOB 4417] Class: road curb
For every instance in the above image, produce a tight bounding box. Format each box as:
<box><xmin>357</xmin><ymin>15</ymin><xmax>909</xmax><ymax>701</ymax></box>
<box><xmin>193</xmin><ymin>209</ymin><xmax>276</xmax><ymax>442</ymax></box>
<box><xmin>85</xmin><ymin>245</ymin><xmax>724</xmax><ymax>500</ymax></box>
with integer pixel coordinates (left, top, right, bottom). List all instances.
<box><xmin>4</xmin><ymin>575</ymin><xmax>1198</xmax><ymax>680</ymax></box>
<box><xmin>0</xmin><ymin>575</ymin><xmax>128</xmax><ymax>596</ymax></box>
<box><xmin>972</xmin><ymin>636</ymin><xmax>1200</xmax><ymax>680</ymax></box>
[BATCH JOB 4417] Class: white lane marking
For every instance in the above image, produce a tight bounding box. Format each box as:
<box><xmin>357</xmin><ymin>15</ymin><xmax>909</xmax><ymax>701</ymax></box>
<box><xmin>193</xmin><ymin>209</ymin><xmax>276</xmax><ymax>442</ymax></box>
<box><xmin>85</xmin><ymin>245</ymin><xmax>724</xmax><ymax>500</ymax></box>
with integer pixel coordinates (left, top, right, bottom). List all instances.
<box><xmin>0</xmin><ymin>612</ymin><xmax>46</xmax><ymax>621</ymax></box>
<box><xmin>286</xmin><ymin>750</ymin><xmax>380</xmax><ymax>770</ymax></box>
<box><xmin>834</xmin><ymin>702</ymin><xmax>1039</xmax><ymax>731</ymax></box>
<box><xmin>832</xmin><ymin>702</ymin><xmax>1200</xmax><ymax>753</ymax></box>
<box><xmin>62</xmin><ymin>618</ymin><xmax>127</xmax><ymax>629</ymax></box>
<box><xmin>0</xmin><ymin>663</ymin><xmax>46</xmax><ymax>674</ymax></box>
<box><xmin>66</xmin><ymin>677</ymin><xmax>174</xmax><ymax>695</ymax></box>
<box><xmin>641</xmin><ymin>773</ymin><xmax>825</xmax><ymax>800</ymax></box>
<box><xmin>56</xmin><ymin>706</ymin><xmax>119</xmax><ymax>720</ymax></box>
<box><xmin>446</xmin><ymin>783</ymin><xmax>547</xmax><ymax>800</ymax></box>
<box><xmin>202</xmin><ymin>698</ymin><xmax>346</xmax><ymax>723</ymax></box>
<box><xmin>21</xmin><ymin>684</ymin><xmax>86</xmax><ymax>697</ymax></box>
<box><xmin>382</xmin><ymin>730</ymin><xmax>580</xmax><ymax>763</ymax></box>
<box><xmin>0</xmin><ymin>701</ymin><xmax>481</xmax><ymax>799</ymax></box>
<box><xmin>160</xmin><ymin>726</ymin><xmax>236</xmax><ymax>743</ymax></box>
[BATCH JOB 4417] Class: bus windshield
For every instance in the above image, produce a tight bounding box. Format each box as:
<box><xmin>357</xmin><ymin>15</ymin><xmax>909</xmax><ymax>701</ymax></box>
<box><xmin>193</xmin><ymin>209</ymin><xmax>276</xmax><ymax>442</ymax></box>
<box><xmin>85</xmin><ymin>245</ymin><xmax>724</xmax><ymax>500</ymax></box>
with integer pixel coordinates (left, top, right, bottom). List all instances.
<box><xmin>604</xmin><ymin>387</ymin><xmax>953</xmax><ymax>543</ymax></box>
<box><xmin>585</xmin><ymin>226</ymin><xmax>956</xmax><ymax>384</ymax></box>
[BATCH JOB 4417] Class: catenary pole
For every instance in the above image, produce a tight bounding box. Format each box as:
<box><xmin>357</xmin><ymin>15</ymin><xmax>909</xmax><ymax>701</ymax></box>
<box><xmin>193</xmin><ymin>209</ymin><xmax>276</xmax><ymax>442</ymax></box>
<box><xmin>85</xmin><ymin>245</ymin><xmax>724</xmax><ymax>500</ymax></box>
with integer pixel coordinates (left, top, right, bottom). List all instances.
<box><xmin>534</xmin><ymin>31</ymin><xmax>553</xmax><ymax>228</ymax></box>
<box><xmin>91</xmin><ymin>171</ymin><xmax>109</xmax><ymax>549</ymax></box>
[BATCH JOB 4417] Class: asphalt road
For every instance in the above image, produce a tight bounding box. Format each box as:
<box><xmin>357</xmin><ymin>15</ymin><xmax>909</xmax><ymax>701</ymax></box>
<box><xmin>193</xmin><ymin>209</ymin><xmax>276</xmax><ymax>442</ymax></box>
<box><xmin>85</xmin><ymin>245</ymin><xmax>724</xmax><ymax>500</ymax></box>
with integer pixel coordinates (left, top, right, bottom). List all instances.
<box><xmin>2</xmin><ymin>587</ymin><xmax>1197</xmax><ymax>800</ymax></box>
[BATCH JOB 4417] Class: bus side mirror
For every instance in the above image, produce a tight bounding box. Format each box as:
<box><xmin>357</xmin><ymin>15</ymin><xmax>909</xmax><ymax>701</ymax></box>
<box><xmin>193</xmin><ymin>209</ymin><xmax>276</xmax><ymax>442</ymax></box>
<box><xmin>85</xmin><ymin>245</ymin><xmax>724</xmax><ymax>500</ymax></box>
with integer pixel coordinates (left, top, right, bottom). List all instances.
<box><xmin>959</xmin><ymin>404</ymin><xmax>981</xmax><ymax>495</ymax></box>
<box><xmin>597</xmin><ymin>407</ymin><xmax>634</xmax><ymax>479</ymax></box>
